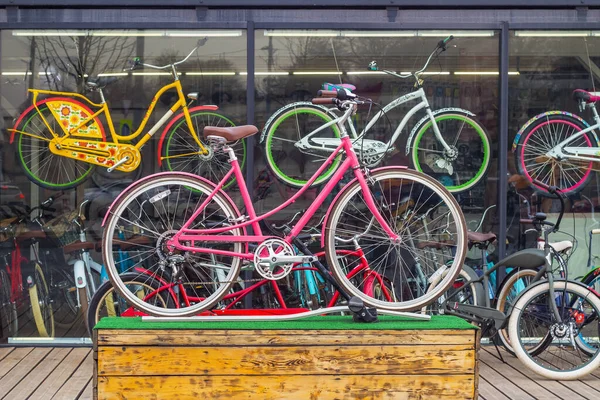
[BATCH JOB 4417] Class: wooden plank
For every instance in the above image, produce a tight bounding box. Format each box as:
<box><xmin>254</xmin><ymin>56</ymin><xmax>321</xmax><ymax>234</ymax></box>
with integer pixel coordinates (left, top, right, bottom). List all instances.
<box><xmin>0</xmin><ymin>347</ymin><xmax>33</xmax><ymax>379</ymax></box>
<box><xmin>478</xmin><ymin>358</ymin><xmax>535</xmax><ymax>400</ymax></box>
<box><xmin>78</xmin><ymin>378</ymin><xmax>93</xmax><ymax>400</ymax></box>
<box><xmin>533</xmin><ymin>349</ymin><xmax>600</xmax><ymax>392</ymax></box>
<box><xmin>29</xmin><ymin>348</ymin><xmax>91</xmax><ymax>400</ymax></box>
<box><xmin>0</xmin><ymin>347</ymin><xmax>51</xmax><ymax>398</ymax></box>
<box><xmin>98</xmin><ymin>344</ymin><xmax>476</xmax><ymax>376</ymax></box>
<box><xmin>5</xmin><ymin>347</ymin><xmax>72</xmax><ymax>400</ymax></box>
<box><xmin>481</xmin><ymin>347</ymin><xmax>593</xmax><ymax>399</ymax></box>
<box><xmin>52</xmin><ymin>351</ymin><xmax>94</xmax><ymax>400</ymax></box>
<box><xmin>97</xmin><ymin>374</ymin><xmax>476</xmax><ymax>400</ymax></box>
<box><xmin>479</xmin><ymin>348</ymin><xmax>559</xmax><ymax>399</ymax></box>
<box><xmin>0</xmin><ymin>347</ymin><xmax>14</xmax><ymax>362</ymax></box>
<box><xmin>477</xmin><ymin>375</ymin><xmax>510</xmax><ymax>400</ymax></box>
<box><xmin>96</xmin><ymin>329</ymin><xmax>476</xmax><ymax>347</ymax></box>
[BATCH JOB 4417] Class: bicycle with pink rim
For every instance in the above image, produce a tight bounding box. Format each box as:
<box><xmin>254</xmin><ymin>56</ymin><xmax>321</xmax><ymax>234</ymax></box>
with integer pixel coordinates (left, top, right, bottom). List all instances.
<box><xmin>513</xmin><ymin>89</ymin><xmax>600</xmax><ymax>196</ymax></box>
<box><xmin>100</xmin><ymin>89</ymin><xmax>467</xmax><ymax>318</ymax></box>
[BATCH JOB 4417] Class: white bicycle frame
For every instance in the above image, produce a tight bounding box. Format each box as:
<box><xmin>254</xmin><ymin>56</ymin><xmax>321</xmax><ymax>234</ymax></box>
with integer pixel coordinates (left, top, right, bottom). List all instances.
<box><xmin>296</xmin><ymin>87</ymin><xmax>451</xmax><ymax>156</ymax></box>
<box><xmin>546</xmin><ymin>102</ymin><xmax>600</xmax><ymax>162</ymax></box>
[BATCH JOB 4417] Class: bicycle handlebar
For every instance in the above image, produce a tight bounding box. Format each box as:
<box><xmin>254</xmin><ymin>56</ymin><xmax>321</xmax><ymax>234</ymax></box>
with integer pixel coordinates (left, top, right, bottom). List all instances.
<box><xmin>126</xmin><ymin>43</ymin><xmax>200</xmax><ymax>72</ymax></box>
<box><xmin>368</xmin><ymin>35</ymin><xmax>453</xmax><ymax>79</ymax></box>
<box><xmin>532</xmin><ymin>179</ymin><xmax>565</xmax><ymax>232</ymax></box>
<box><xmin>437</xmin><ymin>35</ymin><xmax>454</xmax><ymax>50</ymax></box>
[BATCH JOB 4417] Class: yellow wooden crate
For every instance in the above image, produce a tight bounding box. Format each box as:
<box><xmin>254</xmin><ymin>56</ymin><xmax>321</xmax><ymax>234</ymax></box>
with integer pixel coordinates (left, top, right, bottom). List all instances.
<box><xmin>94</xmin><ymin>316</ymin><xmax>479</xmax><ymax>399</ymax></box>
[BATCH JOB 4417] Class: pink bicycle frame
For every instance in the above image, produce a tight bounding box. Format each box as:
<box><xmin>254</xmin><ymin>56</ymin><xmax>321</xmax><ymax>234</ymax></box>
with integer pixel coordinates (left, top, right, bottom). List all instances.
<box><xmin>167</xmin><ymin>134</ymin><xmax>399</xmax><ymax>258</ymax></box>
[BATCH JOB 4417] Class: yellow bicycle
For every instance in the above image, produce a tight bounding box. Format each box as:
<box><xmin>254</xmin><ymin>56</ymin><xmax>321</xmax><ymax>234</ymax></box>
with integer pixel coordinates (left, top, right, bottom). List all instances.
<box><xmin>8</xmin><ymin>43</ymin><xmax>244</xmax><ymax>190</ymax></box>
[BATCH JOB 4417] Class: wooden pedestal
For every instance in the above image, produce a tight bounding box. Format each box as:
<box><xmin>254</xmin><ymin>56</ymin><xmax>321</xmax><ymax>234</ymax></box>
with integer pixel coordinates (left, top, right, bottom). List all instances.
<box><xmin>94</xmin><ymin>316</ymin><xmax>479</xmax><ymax>399</ymax></box>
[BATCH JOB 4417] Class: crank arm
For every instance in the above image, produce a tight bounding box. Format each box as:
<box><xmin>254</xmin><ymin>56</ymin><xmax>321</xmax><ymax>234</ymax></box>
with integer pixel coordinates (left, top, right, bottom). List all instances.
<box><xmin>265</xmin><ymin>255</ymin><xmax>317</xmax><ymax>264</ymax></box>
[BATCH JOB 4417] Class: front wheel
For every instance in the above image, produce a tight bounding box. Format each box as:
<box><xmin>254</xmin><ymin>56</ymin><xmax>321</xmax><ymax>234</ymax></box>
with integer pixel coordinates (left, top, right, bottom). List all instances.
<box><xmin>424</xmin><ymin>264</ymin><xmax>485</xmax><ymax>314</ymax></box>
<box><xmin>325</xmin><ymin>168</ymin><xmax>468</xmax><ymax>311</ymax></box>
<box><xmin>102</xmin><ymin>173</ymin><xmax>244</xmax><ymax>317</ymax></box>
<box><xmin>508</xmin><ymin>281</ymin><xmax>600</xmax><ymax>380</ymax></box>
<box><xmin>411</xmin><ymin>112</ymin><xmax>490</xmax><ymax>193</ymax></box>
<box><xmin>160</xmin><ymin>110</ymin><xmax>244</xmax><ymax>189</ymax></box>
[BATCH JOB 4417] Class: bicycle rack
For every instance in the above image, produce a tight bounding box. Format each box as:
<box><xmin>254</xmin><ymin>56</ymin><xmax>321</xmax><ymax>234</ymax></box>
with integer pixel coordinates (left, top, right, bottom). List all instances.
<box><xmin>142</xmin><ymin>305</ymin><xmax>431</xmax><ymax>322</ymax></box>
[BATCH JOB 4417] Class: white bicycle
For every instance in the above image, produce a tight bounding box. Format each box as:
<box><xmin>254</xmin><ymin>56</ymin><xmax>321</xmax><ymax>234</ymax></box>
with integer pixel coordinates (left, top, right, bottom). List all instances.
<box><xmin>260</xmin><ymin>36</ymin><xmax>491</xmax><ymax>193</ymax></box>
<box><xmin>513</xmin><ymin>89</ymin><xmax>600</xmax><ymax>196</ymax></box>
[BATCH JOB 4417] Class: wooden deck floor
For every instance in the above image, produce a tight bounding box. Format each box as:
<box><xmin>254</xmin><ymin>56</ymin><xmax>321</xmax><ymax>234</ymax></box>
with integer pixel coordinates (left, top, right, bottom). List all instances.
<box><xmin>0</xmin><ymin>347</ymin><xmax>92</xmax><ymax>399</ymax></box>
<box><xmin>0</xmin><ymin>345</ymin><xmax>598</xmax><ymax>399</ymax></box>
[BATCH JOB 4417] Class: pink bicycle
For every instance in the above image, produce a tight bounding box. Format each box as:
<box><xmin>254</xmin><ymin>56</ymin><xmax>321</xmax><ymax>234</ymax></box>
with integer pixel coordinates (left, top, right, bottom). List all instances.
<box><xmin>101</xmin><ymin>89</ymin><xmax>468</xmax><ymax>317</ymax></box>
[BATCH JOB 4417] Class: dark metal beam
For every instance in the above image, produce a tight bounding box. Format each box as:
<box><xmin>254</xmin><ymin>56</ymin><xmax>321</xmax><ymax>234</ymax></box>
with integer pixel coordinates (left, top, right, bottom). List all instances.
<box><xmin>2</xmin><ymin>0</ymin><xmax>600</xmax><ymax>7</ymax></box>
<box><xmin>496</xmin><ymin>21</ymin><xmax>509</xmax><ymax>287</ymax></box>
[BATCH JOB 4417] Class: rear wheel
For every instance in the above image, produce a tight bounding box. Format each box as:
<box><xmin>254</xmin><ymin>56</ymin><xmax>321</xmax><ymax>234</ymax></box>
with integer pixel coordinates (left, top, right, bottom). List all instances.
<box><xmin>264</xmin><ymin>104</ymin><xmax>342</xmax><ymax>188</ymax></box>
<box><xmin>102</xmin><ymin>173</ymin><xmax>244</xmax><ymax>317</ymax></box>
<box><xmin>16</xmin><ymin>103</ymin><xmax>96</xmax><ymax>190</ymax></box>
<box><xmin>29</xmin><ymin>263</ymin><xmax>55</xmax><ymax>337</ymax></box>
<box><xmin>515</xmin><ymin>114</ymin><xmax>595</xmax><ymax>196</ymax></box>
<box><xmin>495</xmin><ymin>268</ymin><xmax>539</xmax><ymax>355</ymax></box>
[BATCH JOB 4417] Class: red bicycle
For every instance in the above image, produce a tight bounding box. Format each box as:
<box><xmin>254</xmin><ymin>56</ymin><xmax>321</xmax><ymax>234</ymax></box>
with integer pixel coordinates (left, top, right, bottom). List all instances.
<box><xmin>86</xmin><ymin>243</ymin><xmax>395</xmax><ymax>334</ymax></box>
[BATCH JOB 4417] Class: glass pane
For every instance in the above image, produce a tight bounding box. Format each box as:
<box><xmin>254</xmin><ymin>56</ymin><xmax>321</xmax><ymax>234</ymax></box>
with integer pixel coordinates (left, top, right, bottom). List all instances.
<box><xmin>253</xmin><ymin>29</ymin><xmax>500</xmax><ymax>281</ymax></box>
<box><xmin>509</xmin><ymin>31</ymin><xmax>600</xmax><ymax>280</ymax></box>
<box><xmin>0</xmin><ymin>29</ymin><xmax>247</xmax><ymax>342</ymax></box>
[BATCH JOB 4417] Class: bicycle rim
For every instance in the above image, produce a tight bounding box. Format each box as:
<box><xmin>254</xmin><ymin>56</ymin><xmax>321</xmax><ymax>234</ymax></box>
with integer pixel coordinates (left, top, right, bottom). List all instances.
<box><xmin>517</xmin><ymin>117</ymin><xmax>593</xmax><ymax>195</ymax></box>
<box><xmin>412</xmin><ymin>114</ymin><xmax>490</xmax><ymax>193</ymax></box>
<box><xmin>265</xmin><ymin>106</ymin><xmax>342</xmax><ymax>188</ymax></box>
<box><xmin>325</xmin><ymin>168</ymin><xmax>467</xmax><ymax>311</ymax></box>
<box><xmin>102</xmin><ymin>174</ymin><xmax>243</xmax><ymax>317</ymax></box>
<box><xmin>162</xmin><ymin>112</ymin><xmax>243</xmax><ymax>189</ymax></box>
<box><xmin>17</xmin><ymin>106</ymin><xmax>94</xmax><ymax>189</ymax></box>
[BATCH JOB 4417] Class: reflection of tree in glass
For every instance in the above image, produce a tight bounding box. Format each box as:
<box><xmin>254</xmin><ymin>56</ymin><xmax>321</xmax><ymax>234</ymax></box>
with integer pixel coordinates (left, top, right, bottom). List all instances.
<box><xmin>33</xmin><ymin>34</ymin><xmax>136</xmax><ymax>92</ymax></box>
<box><xmin>153</xmin><ymin>49</ymin><xmax>242</xmax><ymax>108</ymax></box>
<box><xmin>257</xmin><ymin>37</ymin><xmax>348</xmax><ymax>107</ymax></box>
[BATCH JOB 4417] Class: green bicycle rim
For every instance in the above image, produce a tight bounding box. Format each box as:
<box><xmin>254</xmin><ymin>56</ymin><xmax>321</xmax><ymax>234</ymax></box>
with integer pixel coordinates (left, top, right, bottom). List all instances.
<box><xmin>18</xmin><ymin>107</ymin><xmax>94</xmax><ymax>189</ymax></box>
<box><xmin>265</xmin><ymin>108</ymin><xmax>342</xmax><ymax>187</ymax></box>
<box><xmin>412</xmin><ymin>114</ymin><xmax>489</xmax><ymax>192</ymax></box>
<box><xmin>164</xmin><ymin>112</ymin><xmax>243</xmax><ymax>190</ymax></box>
